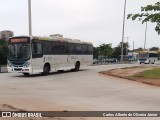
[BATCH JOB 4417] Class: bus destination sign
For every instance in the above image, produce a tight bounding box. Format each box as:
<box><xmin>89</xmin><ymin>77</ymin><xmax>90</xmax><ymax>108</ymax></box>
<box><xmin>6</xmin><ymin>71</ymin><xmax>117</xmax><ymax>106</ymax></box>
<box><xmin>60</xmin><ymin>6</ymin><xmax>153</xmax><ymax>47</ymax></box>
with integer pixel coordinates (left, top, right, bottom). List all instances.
<box><xmin>10</xmin><ymin>38</ymin><xmax>28</xmax><ymax>43</ymax></box>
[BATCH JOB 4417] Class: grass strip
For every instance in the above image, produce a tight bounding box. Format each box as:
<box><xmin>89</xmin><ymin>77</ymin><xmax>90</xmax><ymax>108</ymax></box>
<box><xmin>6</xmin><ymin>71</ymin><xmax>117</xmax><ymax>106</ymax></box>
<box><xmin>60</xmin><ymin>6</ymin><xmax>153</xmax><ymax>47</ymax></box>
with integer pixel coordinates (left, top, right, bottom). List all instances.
<box><xmin>134</xmin><ymin>67</ymin><xmax>160</xmax><ymax>79</ymax></box>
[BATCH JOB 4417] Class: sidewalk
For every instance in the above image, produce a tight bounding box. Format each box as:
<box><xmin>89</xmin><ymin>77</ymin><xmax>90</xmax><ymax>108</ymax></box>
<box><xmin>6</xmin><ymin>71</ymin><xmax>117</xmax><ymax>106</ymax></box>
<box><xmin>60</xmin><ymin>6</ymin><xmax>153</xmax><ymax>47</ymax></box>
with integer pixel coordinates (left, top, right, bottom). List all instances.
<box><xmin>0</xmin><ymin>66</ymin><xmax>7</xmax><ymax>73</ymax></box>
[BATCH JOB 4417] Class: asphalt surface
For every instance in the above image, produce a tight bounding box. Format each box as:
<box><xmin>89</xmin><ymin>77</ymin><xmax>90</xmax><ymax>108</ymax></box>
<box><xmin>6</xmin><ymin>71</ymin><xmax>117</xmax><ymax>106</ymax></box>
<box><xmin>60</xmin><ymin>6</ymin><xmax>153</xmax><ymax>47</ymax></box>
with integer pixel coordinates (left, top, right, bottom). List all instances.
<box><xmin>1</xmin><ymin>64</ymin><xmax>160</xmax><ymax>120</ymax></box>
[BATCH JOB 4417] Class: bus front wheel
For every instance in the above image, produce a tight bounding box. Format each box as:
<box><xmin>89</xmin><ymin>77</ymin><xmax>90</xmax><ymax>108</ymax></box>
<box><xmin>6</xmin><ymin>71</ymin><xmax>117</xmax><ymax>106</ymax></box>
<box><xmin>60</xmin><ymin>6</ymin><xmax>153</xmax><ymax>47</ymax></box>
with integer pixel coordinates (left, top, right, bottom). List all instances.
<box><xmin>42</xmin><ymin>64</ymin><xmax>50</xmax><ymax>75</ymax></box>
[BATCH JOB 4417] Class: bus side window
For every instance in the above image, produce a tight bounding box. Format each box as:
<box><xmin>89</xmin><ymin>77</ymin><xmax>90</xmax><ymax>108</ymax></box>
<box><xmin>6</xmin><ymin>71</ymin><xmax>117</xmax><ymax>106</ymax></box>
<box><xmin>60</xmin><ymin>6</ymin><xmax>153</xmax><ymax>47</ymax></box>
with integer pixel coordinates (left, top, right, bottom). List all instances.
<box><xmin>37</xmin><ymin>43</ymin><xmax>43</xmax><ymax>54</ymax></box>
<box><xmin>51</xmin><ymin>41</ymin><xmax>60</xmax><ymax>54</ymax></box>
<box><xmin>68</xmin><ymin>43</ymin><xmax>76</xmax><ymax>55</ymax></box>
<box><xmin>44</xmin><ymin>42</ymin><xmax>52</xmax><ymax>55</ymax></box>
<box><xmin>32</xmin><ymin>41</ymin><xmax>43</xmax><ymax>58</ymax></box>
<box><xmin>60</xmin><ymin>42</ymin><xmax>68</xmax><ymax>54</ymax></box>
<box><xmin>76</xmin><ymin>44</ymin><xmax>82</xmax><ymax>54</ymax></box>
<box><xmin>87</xmin><ymin>45</ymin><xmax>93</xmax><ymax>54</ymax></box>
<box><xmin>82</xmin><ymin>44</ymin><xmax>87</xmax><ymax>54</ymax></box>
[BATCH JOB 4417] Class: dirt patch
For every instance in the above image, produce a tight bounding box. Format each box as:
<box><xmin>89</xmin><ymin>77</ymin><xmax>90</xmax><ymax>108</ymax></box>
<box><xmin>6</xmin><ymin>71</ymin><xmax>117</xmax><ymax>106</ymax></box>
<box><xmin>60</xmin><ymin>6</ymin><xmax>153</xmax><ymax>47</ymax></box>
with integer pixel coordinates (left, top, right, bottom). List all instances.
<box><xmin>100</xmin><ymin>66</ymin><xmax>160</xmax><ymax>87</ymax></box>
<box><xmin>0</xmin><ymin>104</ymin><xmax>26</xmax><ymax>111</ymax></box>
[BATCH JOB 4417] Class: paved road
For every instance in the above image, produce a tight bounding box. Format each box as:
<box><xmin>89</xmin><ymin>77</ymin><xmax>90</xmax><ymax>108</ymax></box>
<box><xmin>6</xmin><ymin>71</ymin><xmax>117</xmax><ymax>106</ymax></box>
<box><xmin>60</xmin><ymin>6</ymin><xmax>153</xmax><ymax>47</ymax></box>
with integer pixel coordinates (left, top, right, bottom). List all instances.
<box><xmin>1</xmin><ymin>63</ymin><xmax>160</xmax><ymax>112</ymax></box>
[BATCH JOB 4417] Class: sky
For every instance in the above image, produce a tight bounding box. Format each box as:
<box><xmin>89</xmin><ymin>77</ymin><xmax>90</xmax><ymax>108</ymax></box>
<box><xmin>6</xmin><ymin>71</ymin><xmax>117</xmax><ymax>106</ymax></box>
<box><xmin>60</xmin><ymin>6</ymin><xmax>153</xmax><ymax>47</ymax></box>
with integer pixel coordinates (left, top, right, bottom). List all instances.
<box><xmin>0</xmin><ymin>0</ymin><xmax>159</xmax><ymax>49</ymax></box>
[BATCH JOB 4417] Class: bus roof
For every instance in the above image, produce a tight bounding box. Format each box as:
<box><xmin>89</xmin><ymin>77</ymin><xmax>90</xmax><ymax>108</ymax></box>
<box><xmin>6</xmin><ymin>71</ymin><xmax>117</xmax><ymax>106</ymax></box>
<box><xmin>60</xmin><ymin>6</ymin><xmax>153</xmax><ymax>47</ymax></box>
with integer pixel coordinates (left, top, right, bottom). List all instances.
<box><xmin>139</xmin><ymin>51</ymin><xmax>157</xmax><ymax>54</ymax></box>
<box><xmin>10</xmin><ymin>36</ymin><xmax>92</xmax><ymax>45</ymax></box>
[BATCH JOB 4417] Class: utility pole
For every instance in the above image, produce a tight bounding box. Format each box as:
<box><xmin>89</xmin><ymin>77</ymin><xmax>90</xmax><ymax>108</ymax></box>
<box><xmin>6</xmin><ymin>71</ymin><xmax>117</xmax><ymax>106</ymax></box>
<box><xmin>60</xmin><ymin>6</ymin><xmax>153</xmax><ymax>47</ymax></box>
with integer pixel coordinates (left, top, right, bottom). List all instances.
<box><xmin>120</xmin><ymin>0</ymin><xmax>127</xmax><ymax>63</ymax></box>
<box><xmin>132</xmin><ymin>41</ymin><xmax>134</xmax><ymax>60</ymax></box>
<box><xmin>28</xmin><ymin>0</ymin><xmax>32</xmax><ymax>36</ymax></box>
<box><xmin>125</xmin><ymin>37</ymin><xmax>129</xmax><ymax>56</ymax></box>
<box><xmin>133</xmin><ymin>41</ymin><xmax>134</xmax><ymax>51</ymax></box>
<box><xmin>144</xmin><ymin>22</ymin><xmax>147</xmax><ymax>50</ymax></box>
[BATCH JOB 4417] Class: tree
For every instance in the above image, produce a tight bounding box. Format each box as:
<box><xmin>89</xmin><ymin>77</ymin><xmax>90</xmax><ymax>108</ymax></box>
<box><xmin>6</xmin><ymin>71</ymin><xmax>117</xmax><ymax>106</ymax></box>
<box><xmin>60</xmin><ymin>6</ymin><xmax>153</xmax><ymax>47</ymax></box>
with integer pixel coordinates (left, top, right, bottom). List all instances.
<box><xmin>112</xmin><ymin>42</ymin><xmax>129</xmax><ymax>59</ymax></box>
<box><xmin>127</xmin><ymin>2</ymin><xmax>160</xmax><ymax>34</ymax></box>
<box><xmin>93</xmin><ymin>47</ymin><xmax>100</xmax><ymax>58</ymax></box>
<box><xmin>93</xmin><ymin>43</ymin><xmax>113</xmax><ymax>59</ymax></box>
<box><xmin>99</xmin><ymin>43</ymin><xmax>113</xmax><ymax>57</ymax></box>
<box><xmin>150</xmin><ymin>47</ymin><xmax>159</xmax><ymax>51</ymax></box>
<box><xmin>133</xmin><ymin>47</ymin><xmax>143</xmax><ymax>52</ymax></box>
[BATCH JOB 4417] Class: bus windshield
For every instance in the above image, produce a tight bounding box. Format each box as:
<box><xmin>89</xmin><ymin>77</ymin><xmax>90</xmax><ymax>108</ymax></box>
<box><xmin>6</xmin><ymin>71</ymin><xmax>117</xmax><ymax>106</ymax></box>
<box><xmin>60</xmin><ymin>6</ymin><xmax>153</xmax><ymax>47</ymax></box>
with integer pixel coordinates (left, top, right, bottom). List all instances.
<box><xmin>8</xmin><ymin>42</ymin><xmax>30</xmax><ymax>61</ymax></box>
<box><xmin>139</xmin><ymin>53</ymin><xmax>148</xmax><ymax>59</ymax></box>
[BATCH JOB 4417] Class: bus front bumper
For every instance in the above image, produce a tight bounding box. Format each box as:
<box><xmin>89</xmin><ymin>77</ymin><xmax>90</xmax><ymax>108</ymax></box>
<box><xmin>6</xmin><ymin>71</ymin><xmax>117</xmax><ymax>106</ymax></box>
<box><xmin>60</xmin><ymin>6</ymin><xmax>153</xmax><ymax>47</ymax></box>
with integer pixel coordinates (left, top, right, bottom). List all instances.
<box><xmin>7</xmin><ymin>66</ymin><xmax>32</xmax><ymax>73</ymax></box>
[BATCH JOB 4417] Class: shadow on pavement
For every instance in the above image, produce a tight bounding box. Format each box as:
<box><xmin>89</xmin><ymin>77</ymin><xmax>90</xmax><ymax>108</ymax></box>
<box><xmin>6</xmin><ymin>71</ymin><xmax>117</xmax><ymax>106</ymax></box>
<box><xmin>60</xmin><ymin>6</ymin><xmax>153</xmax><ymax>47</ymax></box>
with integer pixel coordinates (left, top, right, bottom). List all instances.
<box><xmin>11</xmin><ymin>69</ymin><xmax>89</xmax><ymax>78</ymax></box>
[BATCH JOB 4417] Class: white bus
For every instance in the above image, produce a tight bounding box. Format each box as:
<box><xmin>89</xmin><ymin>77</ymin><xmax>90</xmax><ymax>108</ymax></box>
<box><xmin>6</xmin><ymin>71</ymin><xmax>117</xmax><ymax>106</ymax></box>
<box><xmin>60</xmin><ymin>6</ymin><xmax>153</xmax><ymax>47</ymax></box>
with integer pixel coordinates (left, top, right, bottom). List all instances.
<box><xmin>138</xmin><ymin>51</ymin><xmax>158</xmax><ymax>64</ymax></box>
<box><xmin>7</xmin><ymin>36</ymin><xmax>93</xmax><ymax>75</ymax></box>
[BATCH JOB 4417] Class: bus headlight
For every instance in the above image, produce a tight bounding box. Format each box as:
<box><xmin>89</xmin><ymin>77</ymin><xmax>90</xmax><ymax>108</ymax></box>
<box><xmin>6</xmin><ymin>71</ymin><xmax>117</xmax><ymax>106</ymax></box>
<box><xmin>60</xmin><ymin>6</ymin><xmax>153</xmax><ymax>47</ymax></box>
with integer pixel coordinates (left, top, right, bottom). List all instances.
<box><xmin>24</xmin><ymin>61</ymin><xmax>31</xmax><ymax>68</ymax></box>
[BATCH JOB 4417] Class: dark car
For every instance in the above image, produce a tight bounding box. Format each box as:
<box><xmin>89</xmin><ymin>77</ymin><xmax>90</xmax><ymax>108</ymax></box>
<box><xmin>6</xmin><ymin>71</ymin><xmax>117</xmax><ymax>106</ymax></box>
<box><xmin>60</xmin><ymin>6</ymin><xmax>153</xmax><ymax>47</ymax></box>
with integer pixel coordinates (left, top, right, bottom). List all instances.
<box><xmin>106</xmin><ymin>58</ymin><xmax>117</xmax><ymax>63</ymax></box>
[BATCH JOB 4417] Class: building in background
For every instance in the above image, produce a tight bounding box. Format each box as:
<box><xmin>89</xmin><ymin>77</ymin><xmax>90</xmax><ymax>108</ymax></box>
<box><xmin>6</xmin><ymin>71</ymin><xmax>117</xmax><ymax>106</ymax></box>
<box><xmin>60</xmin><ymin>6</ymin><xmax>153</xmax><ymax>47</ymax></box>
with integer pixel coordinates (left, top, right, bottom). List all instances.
<box><xmin>0</xmin><ymin>30</ymin><xmax>14</xmax><ymax>41</ymax></box>
<box><xmin>127</xmin><ymin>52</ymin><xmax>139</xmax><ymax>60</ymax></box>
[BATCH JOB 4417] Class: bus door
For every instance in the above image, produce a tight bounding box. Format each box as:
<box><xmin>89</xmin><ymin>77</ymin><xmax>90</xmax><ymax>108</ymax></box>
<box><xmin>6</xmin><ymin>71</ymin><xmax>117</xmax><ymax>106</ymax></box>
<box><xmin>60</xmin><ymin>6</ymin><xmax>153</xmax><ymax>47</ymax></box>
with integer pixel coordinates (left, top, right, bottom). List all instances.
<box><xmin>31</xmin><ymin>40</ymin><xmax>44</xmax><ymax>73</ymax></box>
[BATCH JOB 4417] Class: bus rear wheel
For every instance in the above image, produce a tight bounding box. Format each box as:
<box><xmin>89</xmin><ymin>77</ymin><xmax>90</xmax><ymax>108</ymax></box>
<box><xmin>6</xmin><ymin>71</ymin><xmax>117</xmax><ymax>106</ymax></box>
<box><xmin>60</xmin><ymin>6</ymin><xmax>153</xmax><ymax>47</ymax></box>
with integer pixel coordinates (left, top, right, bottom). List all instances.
<box><xmin>74</xmin><ymin>62</ymin><xmax>80</xmax><ymax>71</ymax></box>
<box><xmin>42</xmin><ymin>64</ymin><xmax>50</xmax><ymax>75</ymax></box>
<box><xmin>23</xmin><ymin>73</ymin><xmax>29</xmax><ymax>76</ymax></box>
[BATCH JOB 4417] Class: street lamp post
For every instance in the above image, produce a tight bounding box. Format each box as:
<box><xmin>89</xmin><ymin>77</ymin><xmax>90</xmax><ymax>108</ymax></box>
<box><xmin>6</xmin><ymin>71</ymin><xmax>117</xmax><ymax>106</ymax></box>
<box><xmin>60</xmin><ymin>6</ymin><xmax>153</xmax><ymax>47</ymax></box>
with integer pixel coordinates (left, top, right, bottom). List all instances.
<box><xmin>144</xmin><ymin>22</ymin><xmax>147</xmax><ymax>50</ymax></box>
<box><xmin>28</xmin><ymin>0</ymin><xmax>32</xmax><ymax>36</ymax></box>
<box><xmin>120</xmin><ymin>0</ymin><xmax>127</xmax><ymax>63</ymax></box>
